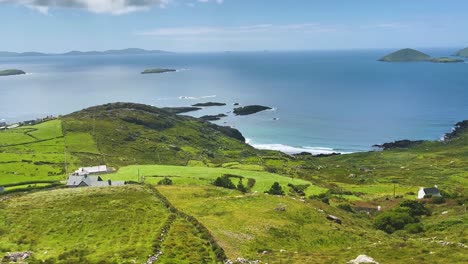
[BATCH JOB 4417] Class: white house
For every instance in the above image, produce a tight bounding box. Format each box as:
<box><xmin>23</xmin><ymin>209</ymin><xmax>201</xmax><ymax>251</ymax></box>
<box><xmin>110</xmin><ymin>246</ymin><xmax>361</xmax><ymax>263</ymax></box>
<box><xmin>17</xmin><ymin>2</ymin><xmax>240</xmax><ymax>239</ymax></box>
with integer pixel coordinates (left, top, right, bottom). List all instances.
<box><xmin>417</xmin><ymin>185</ymin><xmax>442</xmax><ymax>199</ymax></box>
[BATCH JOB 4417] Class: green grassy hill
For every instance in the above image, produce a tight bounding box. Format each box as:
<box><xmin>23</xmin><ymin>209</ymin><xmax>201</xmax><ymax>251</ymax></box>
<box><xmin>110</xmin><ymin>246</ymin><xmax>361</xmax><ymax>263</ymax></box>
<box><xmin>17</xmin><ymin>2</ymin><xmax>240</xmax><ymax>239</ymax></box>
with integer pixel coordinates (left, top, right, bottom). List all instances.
<box><xmin>0</xmin><ymin>103</ymin><xmax>466</xmax><ymax>263</ymax></box>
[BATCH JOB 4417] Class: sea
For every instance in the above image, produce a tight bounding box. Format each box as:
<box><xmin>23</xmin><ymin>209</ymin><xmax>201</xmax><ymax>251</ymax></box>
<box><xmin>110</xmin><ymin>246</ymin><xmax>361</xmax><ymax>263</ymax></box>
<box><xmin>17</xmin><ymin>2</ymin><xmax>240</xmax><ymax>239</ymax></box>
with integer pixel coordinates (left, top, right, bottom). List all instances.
<box><xmin>0</xmin><ymin>49</ymin><xmax>467</xmax><ymax>154</ymax></box>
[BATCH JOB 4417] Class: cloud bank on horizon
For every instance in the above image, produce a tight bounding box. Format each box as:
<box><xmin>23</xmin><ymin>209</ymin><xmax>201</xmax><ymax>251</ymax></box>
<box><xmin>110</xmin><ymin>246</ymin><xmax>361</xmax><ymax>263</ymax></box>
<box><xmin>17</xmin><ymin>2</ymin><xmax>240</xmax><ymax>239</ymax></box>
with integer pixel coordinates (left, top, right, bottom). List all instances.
<box><xmin>0</xmin><ymin>0</ymin><xmax>223</xmax><ymax>14</ymax></box>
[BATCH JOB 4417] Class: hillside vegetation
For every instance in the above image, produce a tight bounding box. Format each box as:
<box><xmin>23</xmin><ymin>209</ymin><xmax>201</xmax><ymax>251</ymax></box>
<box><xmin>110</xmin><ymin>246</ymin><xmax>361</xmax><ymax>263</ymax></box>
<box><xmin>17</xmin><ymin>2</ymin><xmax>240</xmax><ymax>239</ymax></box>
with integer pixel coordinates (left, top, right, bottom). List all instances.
<box><xmin>0</xmin><ymin>103</ymin><xmax>466</xmax><ymax>263</ymax></box>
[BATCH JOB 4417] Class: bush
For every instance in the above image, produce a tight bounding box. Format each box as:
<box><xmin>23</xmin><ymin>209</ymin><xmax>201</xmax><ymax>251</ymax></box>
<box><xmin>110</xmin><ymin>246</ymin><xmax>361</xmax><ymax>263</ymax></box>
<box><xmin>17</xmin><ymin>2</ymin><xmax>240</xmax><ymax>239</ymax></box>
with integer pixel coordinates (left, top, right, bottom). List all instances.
<box><xmin>374</xmin><ymin>210</ymin><xmax>416</xmax><ymax>234</ymax></box>
<box><xmin>404</xmin><ymin>223</ymin><xmax>424</xmax><ymax>234</ymax></box>
<box><xmin>321</xmin><ymin>197</ymin><xmax>330</xmax><ymax>204</ymax></box>
<box><xmin>247</xmin><ymin>178</ymin><xmax>256</xmax><ymax>189</ymax></box>
<box><xmin>399</xmin><ymin>200</ymin><xmax>431</xmax><ymax>217</ymax></box>
<box><xmin>337</xmin><ymin>204</ymin><xmax>355</xmax><ymax>213</ymax></box>
<box><xmin>288</xmin><ymin>183</ymin><xmax>310</xmax><ymax>196</ymax></box>
<box><xmin>431</xmin><ymin>196</ymin><xmax>446</xmax><ymax>204</ymax></box>
<box><xmin>213</xmin><ymin>175</ymin><xmax>235</xmax><ymax>189</ymax></box>
<box><xmin>157</xmin><ymin>177</ymin><xmax>173</xmax><ymax>185</ymax></box>
<box><xmin>266</xmin><ymin>182</ymin><xmax>284</xmax><ymax>195</ymax></box>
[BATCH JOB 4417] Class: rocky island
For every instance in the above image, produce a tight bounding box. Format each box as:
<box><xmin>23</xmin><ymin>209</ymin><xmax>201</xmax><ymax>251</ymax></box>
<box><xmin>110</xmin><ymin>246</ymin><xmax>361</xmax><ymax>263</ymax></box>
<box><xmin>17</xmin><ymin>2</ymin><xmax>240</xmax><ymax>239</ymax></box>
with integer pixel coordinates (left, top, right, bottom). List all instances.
<box><xmin>192</xmin><ymin>102</ymin><xmax>227</xmax><ymax>107</ymax></box>
<box><xmin>141</xmin><ymin>68</ymin><xmax>176</xmax><ymax>74</ymax></box>
<box><xmin>379</xmin><ymin>48</ymin><xmax>431</xmax><ymax>62</ymax></box>
<box><xmin>233</xmin><ymin>105</ymin><xmax>272</xmax><ymax>116</ymax></box>
<box><xmin>431</xmin><ymin>57</ymin><xmax>464</xmax><ymax>63</ymax></box>
<box><xmin>455</xmin><ymin>47</ymin><xmax>468</xmax><ymax>57</ymax></box>
<box><xmin>0</xmin><ymin>69</ymin><xmax>26</xmax><ymax>76</ymax></box>
<box><xmin>200</xmin><ymin>114</ymin><xmax>227</xmax><ymax>121</ymax></box>
<box><xmin>161</xmin><ymin>107</ymin><xmax>201</xmax><ymax>114</ymax></box>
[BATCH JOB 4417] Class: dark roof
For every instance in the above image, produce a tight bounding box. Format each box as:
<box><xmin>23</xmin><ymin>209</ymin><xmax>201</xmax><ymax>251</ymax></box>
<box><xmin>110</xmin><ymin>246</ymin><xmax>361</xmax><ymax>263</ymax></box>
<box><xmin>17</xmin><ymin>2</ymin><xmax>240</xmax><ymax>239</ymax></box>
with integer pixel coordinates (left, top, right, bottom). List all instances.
<box><xmin>423</xmin><ymin>187</ymin><xmax>441</xmax><ymax>195</ymax></box>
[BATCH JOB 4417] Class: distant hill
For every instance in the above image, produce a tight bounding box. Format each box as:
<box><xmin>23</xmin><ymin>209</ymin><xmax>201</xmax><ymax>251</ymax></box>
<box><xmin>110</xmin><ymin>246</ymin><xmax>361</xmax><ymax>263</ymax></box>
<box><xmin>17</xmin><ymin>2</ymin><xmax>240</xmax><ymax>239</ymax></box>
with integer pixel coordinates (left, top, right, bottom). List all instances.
<box><xmin>455</xmin><ymin>47</ymin><xmax>468</xmax><ymax>57</ymax></box>
<box><xmin>379</xmin><ymin>48</ymin><xmax>431</xmax><ymax>62</ymax></box>
<box><xmin>0</xmin><ymin>48</ymin><xmax>172</xmax><ymax>57</ymax></box>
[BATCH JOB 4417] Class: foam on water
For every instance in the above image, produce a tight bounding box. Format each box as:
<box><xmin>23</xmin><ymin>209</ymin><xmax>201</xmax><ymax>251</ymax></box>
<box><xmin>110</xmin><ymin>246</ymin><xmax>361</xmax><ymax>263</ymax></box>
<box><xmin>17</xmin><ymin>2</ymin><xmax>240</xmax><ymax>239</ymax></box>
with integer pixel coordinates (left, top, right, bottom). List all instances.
<box><xmin>246</xmin><ymin>138</ymin><xmax>348</xmax><ymax>155</ymax></box>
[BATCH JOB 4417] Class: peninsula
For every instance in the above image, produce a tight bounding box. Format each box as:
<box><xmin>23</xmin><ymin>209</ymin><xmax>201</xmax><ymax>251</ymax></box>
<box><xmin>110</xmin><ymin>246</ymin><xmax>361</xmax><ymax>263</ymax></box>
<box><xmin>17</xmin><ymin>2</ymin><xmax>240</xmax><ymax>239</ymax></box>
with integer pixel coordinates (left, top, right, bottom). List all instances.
<box><xmin>141</xmin><ymin>68</ymin><xmax>177</xmax><ymax>74</ymax></box>
<box><xmin>455</xmin><ymin>47</ymin><xmax>468</xmax><ymax>57</ymax></box>
<box><xmin>0</xmin><ymin>69</ymin><xmax>26</xmax><ymax>76</ymax></box>
<box><xmin>431</xmin><ymin>57</ymin><xmax>464</xmax><ymax>63</ymax></box>
<box><xmin>233</xmin><ymin>105</ymin><xmax>272</xmax><ymax>116</ymax></box>
<box><xmin>0</xmin><ymin>48</ymin><xmax>172</xmax><ymax>57</ymax></box>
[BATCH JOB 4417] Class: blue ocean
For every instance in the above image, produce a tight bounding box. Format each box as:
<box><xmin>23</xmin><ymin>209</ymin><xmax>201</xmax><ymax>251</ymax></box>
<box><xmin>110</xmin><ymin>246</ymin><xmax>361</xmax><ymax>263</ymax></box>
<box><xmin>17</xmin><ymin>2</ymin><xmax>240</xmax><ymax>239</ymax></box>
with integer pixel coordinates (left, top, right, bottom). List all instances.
<box><xmin>0</xmin><ymin>49</ymin><xmax>467</xmax><ymax>153</ymax></box>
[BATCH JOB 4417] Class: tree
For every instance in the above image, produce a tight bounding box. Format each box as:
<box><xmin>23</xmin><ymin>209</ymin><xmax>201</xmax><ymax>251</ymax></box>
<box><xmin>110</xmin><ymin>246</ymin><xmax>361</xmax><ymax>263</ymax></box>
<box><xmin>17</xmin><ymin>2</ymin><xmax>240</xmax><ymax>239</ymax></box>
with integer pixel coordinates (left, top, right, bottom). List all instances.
<box><xmin>213</xmin><ymin>175</ymin><xmax>236</xmax><ymax>189</ymax></box>
<box><xmin>399</xmin><ymin>200</ymin><xmax>431</xmax><ymax>217</ymax></box>
<box><xmin>266</xmin><ymin>182</ymin><xmax>285</xmax><ymax>195</ymax></box>
<box><xmin>237</xmin><ymin>179</ymin><xmax>247</xmax><ymax>193</ymax></box>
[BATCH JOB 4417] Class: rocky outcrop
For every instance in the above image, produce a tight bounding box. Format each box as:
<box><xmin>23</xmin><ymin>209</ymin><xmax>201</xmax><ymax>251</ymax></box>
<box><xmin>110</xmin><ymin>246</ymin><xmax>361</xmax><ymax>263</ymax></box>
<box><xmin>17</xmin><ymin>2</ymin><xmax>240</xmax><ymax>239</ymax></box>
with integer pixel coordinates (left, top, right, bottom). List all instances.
<box><xmin>200</xmin><ymin>114</ymin><xmax>227</xmax><ymax>121</ymax></box>
<box><xmin>192</xmin><ymin>102</ymin><xmax>226</xmax><ymax>107</ymax></box>
<box><xmin>444</xmin><ymin>120</ymin><xmax>468</xmax><ymax>141</ymax></box>
<box><xmin>161</xmin><ymin>107</ymin><xmax>202</xmax><ymax>114</ymax></box>
<box><xmin>0</xmin><ymin>69</ymin><xmax>26</xmax><ymax>76</ymax></box>
<box><xmin>373</xmin><ymin>140</ymin><xmax>424</xmax><ymax>150</ymax></box>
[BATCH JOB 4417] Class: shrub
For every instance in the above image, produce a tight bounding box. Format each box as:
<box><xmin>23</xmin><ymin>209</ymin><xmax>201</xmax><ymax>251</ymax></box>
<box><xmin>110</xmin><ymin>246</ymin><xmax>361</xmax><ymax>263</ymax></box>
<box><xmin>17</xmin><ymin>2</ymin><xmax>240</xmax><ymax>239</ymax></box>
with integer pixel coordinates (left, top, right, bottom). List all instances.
<box><xmin>431</xmin><ymin>196</ymin><xmax>446</xmax><ymax>204</ymax></box>
<box><xmin>337</xmin><ymin>204</ymin><xmax>355</xmax><ymax>213</ymax></box>
<box><xmin>247</xmin><ymin>178</ymin><xmax>256</xmax><ymax>189</ymax></box>
<box><xmin>321</xmin><ymin>197</ymin><xmax>330</xmax><ymax>204</ymax></box>
<box><xmin>157</xmin><ymin>177</ymin><xmax>173</xmax><ymax>185</ymax></box>
<box><xmin>288</xmin><ymin>183</ymin><xmax>310</xmax><ymax>196</ymax></box>
<box><xmin>399</xmin><ymin>200</ymin><xmax>431</xmax><ymax>217</ymax></box>
<box><xmin>404</xmin><ymin>223</ymin><xmax>424</xmax><ymax>234</ymax></box>
<box><xmin>374</xmin><ymin>210</ymin><xmax>416</xmax><ymax>234</ymax></box>
<box><xmin>266</xmin><ymin>182</ymin><xmax>284</xmax><ymax>195</ymax></box>
<box><xmin>213</xmin><ymin>175</ymin><xmax>235</xmax><ymax>189</ymax></box>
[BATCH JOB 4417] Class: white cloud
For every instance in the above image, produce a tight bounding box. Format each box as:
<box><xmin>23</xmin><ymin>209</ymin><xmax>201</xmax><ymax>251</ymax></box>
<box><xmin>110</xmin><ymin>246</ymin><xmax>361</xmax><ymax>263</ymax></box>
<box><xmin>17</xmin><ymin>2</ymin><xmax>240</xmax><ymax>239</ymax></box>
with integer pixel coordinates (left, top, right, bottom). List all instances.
<box><xmin>0</xmin><ymin>0</ymin><xmax>171</xmax><ymax>14</ymax></box>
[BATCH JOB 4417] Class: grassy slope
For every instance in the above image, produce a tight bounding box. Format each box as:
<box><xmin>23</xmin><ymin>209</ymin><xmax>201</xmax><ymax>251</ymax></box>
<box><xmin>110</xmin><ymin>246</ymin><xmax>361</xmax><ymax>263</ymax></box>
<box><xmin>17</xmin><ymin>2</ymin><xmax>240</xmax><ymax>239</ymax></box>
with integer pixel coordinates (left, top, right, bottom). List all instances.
<box><xmin>157</xmin><ymin>185</ymin><xmax>467</xmax><ymax>263</ymax></box>
<box><xmin>0</xmin><ymin>120</ymin><xmax>66</xmax><ymax>185</ymax></box>
<box><xmin>0</xmin><ymin>186</ymin><xmax>169</xmax><ymax>263</ymax></box>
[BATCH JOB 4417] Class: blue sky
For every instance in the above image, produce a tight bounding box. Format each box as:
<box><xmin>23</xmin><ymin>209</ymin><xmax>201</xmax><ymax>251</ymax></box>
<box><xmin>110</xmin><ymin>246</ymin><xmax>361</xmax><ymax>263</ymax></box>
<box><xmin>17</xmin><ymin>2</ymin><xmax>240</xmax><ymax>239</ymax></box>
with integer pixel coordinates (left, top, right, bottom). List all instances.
<box><xmin>1</xmin><ymin>0</ymin><xmax>468</xmax><ymax>52</ymax></box>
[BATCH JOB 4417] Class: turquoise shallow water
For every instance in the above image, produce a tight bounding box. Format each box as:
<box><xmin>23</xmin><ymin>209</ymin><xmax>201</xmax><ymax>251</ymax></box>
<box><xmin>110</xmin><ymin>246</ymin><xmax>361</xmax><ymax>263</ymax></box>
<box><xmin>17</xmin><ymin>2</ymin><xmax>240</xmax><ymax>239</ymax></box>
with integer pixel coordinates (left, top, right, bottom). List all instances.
<box><xmin>0</xmin><ymin>49</ymin><xmax>467</xmax><ymax>153</ymax></box>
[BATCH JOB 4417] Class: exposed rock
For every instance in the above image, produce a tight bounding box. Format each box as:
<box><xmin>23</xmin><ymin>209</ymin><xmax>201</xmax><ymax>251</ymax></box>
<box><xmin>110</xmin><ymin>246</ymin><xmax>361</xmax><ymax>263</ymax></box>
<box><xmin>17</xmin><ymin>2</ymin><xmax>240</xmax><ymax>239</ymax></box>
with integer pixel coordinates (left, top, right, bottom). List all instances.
<box><xmin>444</xmin><ymin>120</ymin><xmax>468</xmax><ymax>141</ymax></box>
<box><xmin>0</xmin><ymin>69</ymin><xmax>26</xmax><ymax>77</ymax></box>
<box><xmin>373</xmin><ymin>140</ymin><xmax>424</xmax><ymax>150</ymax></box>
<box><xmin>347</xmin><ymin>255</ymin><xmax>379</xmax><ymax>264</ymax></box>
<box><xmin>3</xmin><ymin>252</ymin><xmax>32</xmax><ymax>262</ymax></box>
<box><xmin>141</xmin><ymin>68</ymin><xmax>176</xmax><ymax>74</ymax></box>
<box><xmin>326</xmin><ymin>214</ymin><xmax>342</xmax><ymax>224</ymax></box>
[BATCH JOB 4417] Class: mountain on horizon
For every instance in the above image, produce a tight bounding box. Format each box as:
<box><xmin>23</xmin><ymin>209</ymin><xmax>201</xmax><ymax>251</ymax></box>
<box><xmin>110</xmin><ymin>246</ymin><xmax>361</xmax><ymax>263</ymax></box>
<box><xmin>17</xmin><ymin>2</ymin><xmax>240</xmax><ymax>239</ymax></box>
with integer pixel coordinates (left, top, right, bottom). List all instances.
<box><xmin>0</xmin><ymin>48</ymin><xmax>172</xmax><ymax>57</ymax></box>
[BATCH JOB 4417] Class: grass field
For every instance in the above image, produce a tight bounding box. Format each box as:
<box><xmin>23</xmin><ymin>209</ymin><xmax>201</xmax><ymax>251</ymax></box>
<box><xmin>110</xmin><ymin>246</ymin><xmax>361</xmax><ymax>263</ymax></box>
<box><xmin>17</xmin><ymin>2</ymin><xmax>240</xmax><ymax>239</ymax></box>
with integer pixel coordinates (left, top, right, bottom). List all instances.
<box><xmin>0</xmin><ymin>120</ymin><xmax>66</xmax><ymax>185</ymax></box>
<box><xmin>105</xmin><ymin>165</ymin><xmax>327</xmax><ymax>196</ymax></box>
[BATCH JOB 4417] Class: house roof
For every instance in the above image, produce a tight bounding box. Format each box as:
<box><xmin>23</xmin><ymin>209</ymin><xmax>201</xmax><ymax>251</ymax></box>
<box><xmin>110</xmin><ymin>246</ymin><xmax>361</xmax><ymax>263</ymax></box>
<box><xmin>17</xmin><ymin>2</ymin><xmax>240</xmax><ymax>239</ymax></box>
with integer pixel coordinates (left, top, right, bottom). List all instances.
<box><xmin>74</xmin><ymin>165</ymin><xmax>108</xmax><ymax>175</ymax></box>
<box><xmin>66</xmin><ymin>175</ymin><xmax>103</xmax><ymax>187</ymax></box>
<box><xmin>423</xmin><ymin>187</ymin><xmax>441</xmax><ymax>195</ymax></box>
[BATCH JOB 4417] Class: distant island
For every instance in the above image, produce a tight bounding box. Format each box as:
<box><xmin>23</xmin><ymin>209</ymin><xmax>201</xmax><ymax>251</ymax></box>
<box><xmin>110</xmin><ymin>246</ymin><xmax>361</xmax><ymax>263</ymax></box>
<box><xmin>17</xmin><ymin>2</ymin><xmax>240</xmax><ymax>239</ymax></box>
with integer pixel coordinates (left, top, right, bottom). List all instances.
<box><xmin>0</xmin><ymin>48</ymin><xmax>172</xmax><ymax>57</ymax></box>
<box><xmin>0</xmin><ymin>69</ymin><xmax>26</xmax><ymax>76</ymax></box>
<box><xmin>379</xmin><ymin>48</ymin><xmax>431</xmax><ymax>62</ymax></box>
<box><xmin>141</xmin><ymin>68</ymin><xmax>177</xmax><ymax>74</ymax></box>
<box><xmin>455</xmin><ymin>47</ymin><xmax>468</xmax><ymax>57</ymax></box>
<box><xmin>431</xmin><ymin>57</ymin><xmax>464</xmax><ymax>63</ymax></box>
<box><xmin>380</xmin><ymin>48</ymin><xmax>464</xmax><ymax>63</ymax></box>
<box><xmin>192</xmin><ymin>102</ymin><xmax>227</xmax><ymax>107</ymax></box>
<box><xmin>233</xmin><ymin>105</ymin><xmax>272</xmax><ymax>116</ymax></box>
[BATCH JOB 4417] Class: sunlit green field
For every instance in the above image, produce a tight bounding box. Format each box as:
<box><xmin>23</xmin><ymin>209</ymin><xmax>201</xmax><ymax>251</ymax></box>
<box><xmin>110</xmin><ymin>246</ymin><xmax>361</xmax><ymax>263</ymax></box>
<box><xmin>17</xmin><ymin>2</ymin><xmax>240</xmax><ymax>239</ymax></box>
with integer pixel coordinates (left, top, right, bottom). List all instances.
<box><xmin>105</xmin><ymin>164</ymin><xmax>327</xmax><ymax>196</ymax></box>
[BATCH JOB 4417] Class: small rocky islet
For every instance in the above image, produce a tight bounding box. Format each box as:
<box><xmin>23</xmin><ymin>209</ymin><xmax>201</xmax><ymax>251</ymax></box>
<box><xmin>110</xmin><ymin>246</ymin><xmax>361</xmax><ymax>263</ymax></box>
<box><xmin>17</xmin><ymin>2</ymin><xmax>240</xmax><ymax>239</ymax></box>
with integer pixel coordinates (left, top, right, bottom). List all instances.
<box><xmin>141</xmin><ymin>68</ymin><xmax>176</xmax><ymax>74</ymax></box>
<box><xmin>0</xmin><ymin>69</ymin><xmax>26</xmax><ymax>77</ymax></box>
<box><xmin>233</xmin><ymin>105</ymin><xmax>272</xmax><ymax>116</ymax></box>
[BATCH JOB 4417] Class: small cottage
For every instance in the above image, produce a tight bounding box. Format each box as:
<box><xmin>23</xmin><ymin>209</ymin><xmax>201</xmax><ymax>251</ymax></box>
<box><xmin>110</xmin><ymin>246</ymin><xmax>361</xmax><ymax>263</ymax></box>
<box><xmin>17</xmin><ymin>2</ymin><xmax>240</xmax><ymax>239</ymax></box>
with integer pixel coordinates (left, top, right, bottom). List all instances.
<box><xmin>417</xmin><ymin>185</ymin><xmax>441</xmax><ymax>199</ymax></box>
